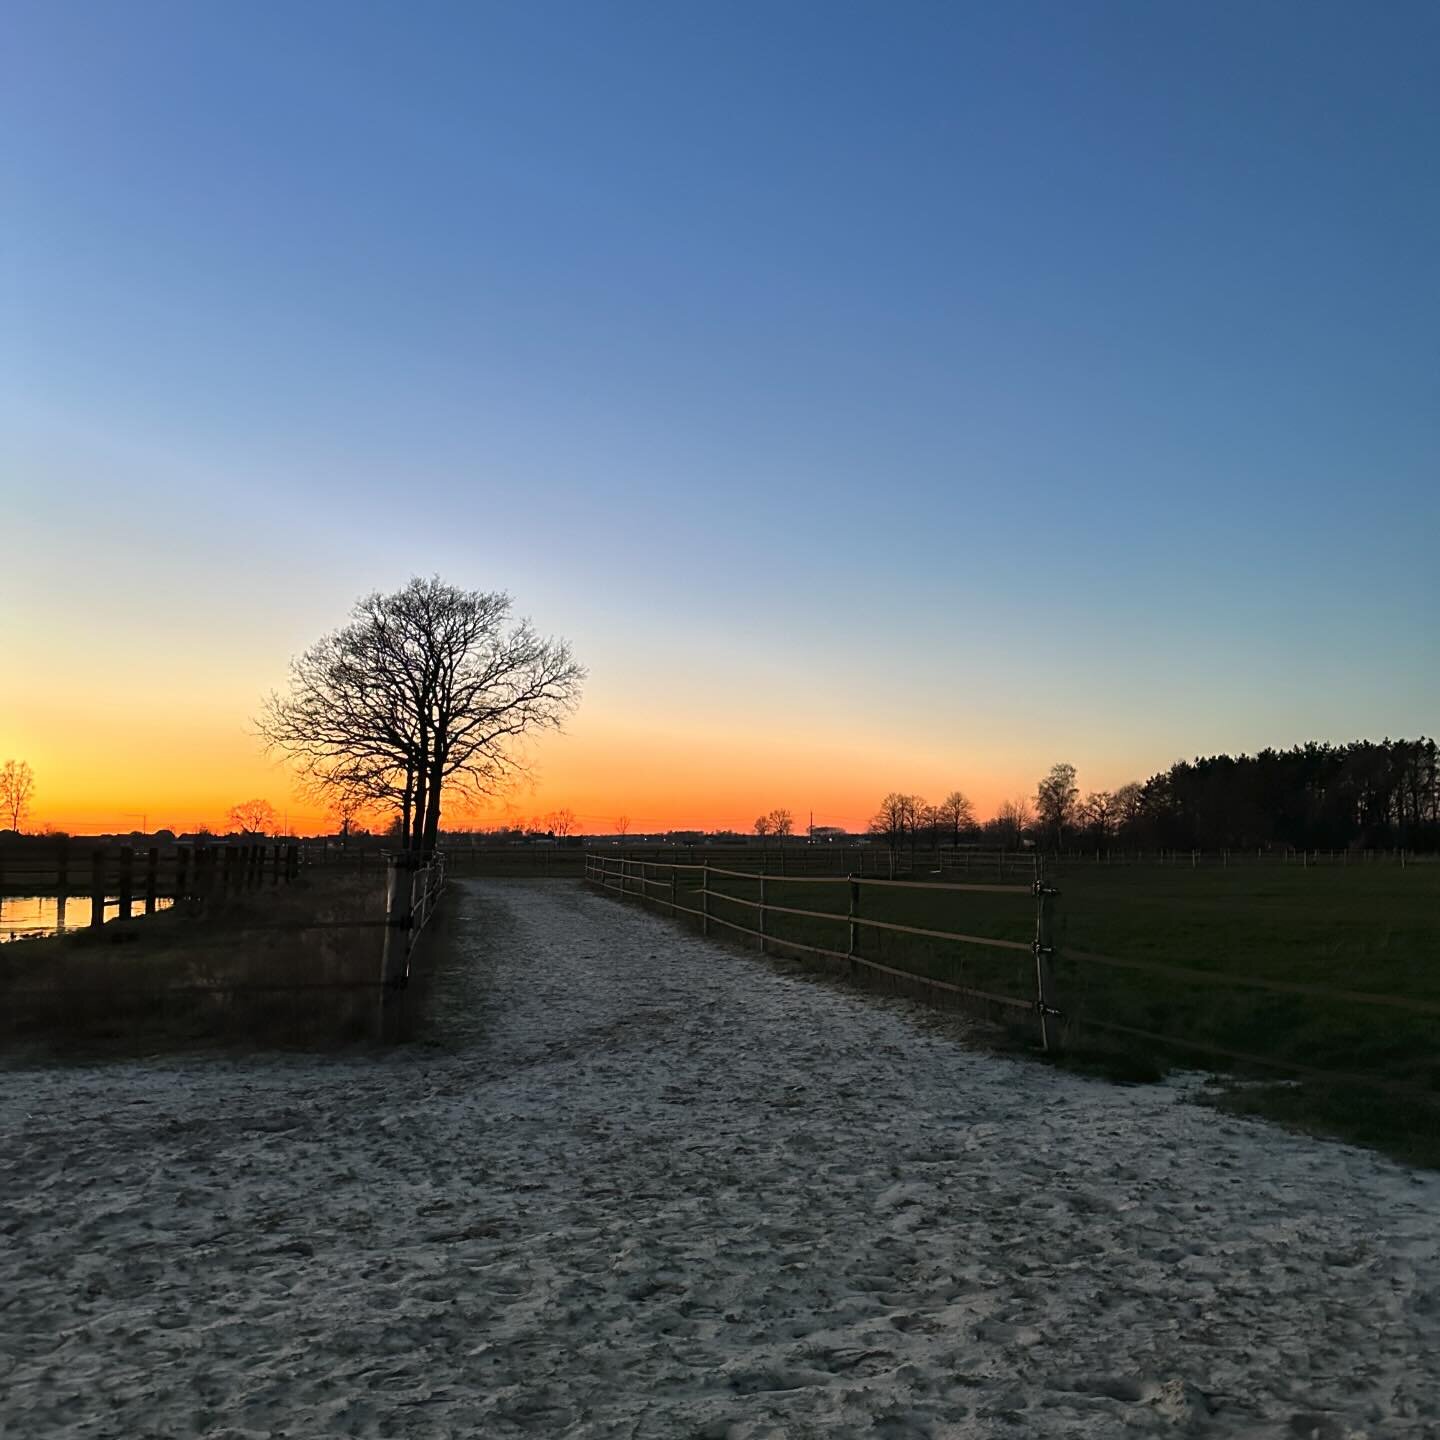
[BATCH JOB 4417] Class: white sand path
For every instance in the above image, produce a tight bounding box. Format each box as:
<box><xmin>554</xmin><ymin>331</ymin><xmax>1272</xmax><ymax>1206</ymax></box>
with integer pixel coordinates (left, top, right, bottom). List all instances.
<box><xmin>2</xmin><ymin>878</ymin><xmax>1437</xmax><ymax>1439</ymax></box>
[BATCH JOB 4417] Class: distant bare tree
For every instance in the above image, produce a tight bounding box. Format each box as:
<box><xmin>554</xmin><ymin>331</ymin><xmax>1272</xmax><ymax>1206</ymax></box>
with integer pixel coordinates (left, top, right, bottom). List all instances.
<box><xmin>260</xmin><ymin>577</ymin><xmax>584</xmax><ymax>854</ymax></box>
<box><xmin>614</xmin><ymin>814</ymin><xmax>631</xmax><ymax>838</ymax></box>
<box><xmin>1</xmin><ymin>760</ymin><xmax>35</xmax><ymax>832</ymax></box>
<box><xmin>936</xmin><ymin>789</ymin><xmax>975</xmax><ymax>847</ymax></box>
<box><xmin>903</xmin><ymin>794</ymin><xmax>928</xmax><ymax>854</ymax></box>
<box><xmin>754</xmin><ymin>815</ymin><xmax>772</xmax><ymax>838</ymax></box>
<box><xmin>1035</xmin><ymin>763</ymin><xmax>1080</xmax><ymax>847</ymax></box>
<box><xmin>867</xmin><ymin>797</ymin><xmax>900</xmax><ymax>850</ymax></box>
<box><xmin>330</xmin><ymin>793</ymin><xmax>371</xmax><ymax>846</ymax></box>
<box><xmin>1081</xmin><ymin>790</ymin><xmax>1115</xmax><ymax>840</ymax></box>
<box><xmin>768</xmin><ymin>807</ymin><xmax>795</xmax><ymax>837</ymax></box>
<box><xmin>546</xmin><ymin>807</ymin><xmax>577</xmax><ymax>837</ymax></box>
<box><xmin>228</xmin><ymin>798</ymin><xmax>277</xmax><ymax>836</ymax></box>
<box><xmin>869</xmin><ymin>792</ymin><xmax>926</xmax><ymax>853</ymax></box>
<box><xmin>993</xmin><ymin>796</ymin><xmax>1035</xmax><ymax>847</ymax></box>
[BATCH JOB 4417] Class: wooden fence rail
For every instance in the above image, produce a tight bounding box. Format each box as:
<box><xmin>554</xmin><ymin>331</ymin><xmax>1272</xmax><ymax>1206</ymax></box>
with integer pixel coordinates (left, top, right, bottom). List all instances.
<box><xmin>1</xmin><ymin>841</ymin><xmax>301</xmax><ymax>927</ymax></box>
<box><xmin>582</xmin><ymin>850</ymin><xmax>1440</xmax><ymax>1107</ymax></box>
<box><xmin>380</xmin><ymin>851</ymin><xmax>447</xmax><ymax>989</ymax></box>
<box><xmin>584</xmin><ymin>850</ymin><xmax>1061</xmax><ymax>1049</ymax></box>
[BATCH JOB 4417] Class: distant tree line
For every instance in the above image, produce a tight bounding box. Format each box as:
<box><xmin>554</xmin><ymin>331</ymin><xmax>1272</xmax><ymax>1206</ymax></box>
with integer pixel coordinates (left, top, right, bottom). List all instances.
<box><xmin>866</xmin><ymin>739</ymin><xmax>1438</xmax><ymax>854</ymax></box>
<box><xmin>1091</xmin><ymin>739</ymin><xmax>1439</xmax><ymax>852</ymax></box>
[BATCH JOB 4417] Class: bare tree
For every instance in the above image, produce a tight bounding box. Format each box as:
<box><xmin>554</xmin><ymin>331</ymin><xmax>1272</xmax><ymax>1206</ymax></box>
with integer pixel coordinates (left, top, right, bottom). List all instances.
<box><xmin>260</xmin><ymin>577</ymin><xmax>584</xmax><ymax>854</ymax></box>
<box><xmin>1035</xmin><ymin>763</ymin><xmax>1079</xmax><ymax>847</ymax></box>
<box><xmin>330</xmin><ymin>793</ymin><xmax>371</xmax><ymax>846</ymax></box>
<box><xmin>917</xmin><ymin>803</ymin><xmax>942</xmax><ymax>851</ymax></box>
<box><xmin>614</xmin><ymin>814</ymin><xmax>631</xmax><ymax>838</ymax></box>
<box><xmin>546</xmin><ymin>807</ymin><xmax>577</xmax><ymax>837</ymax></box>
<box><xmin>768</xmin><ymin>807</ymin><xmax>794</xmax><ymax>837</ymax></box>
<box><xmin>1</xmin><ymin>760</ymin><xmax>35</xmax><ymax>832</ymax></box>
<box><xmin>936</xmin><ymin>789</ymin><xmax>975</xmax><ymax>847</ymax></box>
<box><xmin>993</xmin><ymin>796</ymin><xmax>1035</xmax><ymax>847</ymax></box>
<box><xmin>228</xmin><ymin>798</ymin><xmax>278</xmax><ymax>836</ymax></box>
<box><xmin>1081</xmin><ymin>790</ymin><xmax>1115</xmax><ymax>840</ymax></box>
<box><xmin>903</xmin><ymin>794</ymin><xmax>928</xmax><ymax>855</ymax></box>
<box><xmin>754</xmin><ymin>815</ymin><xmax>772</xmax><ymax>838</ymax></box>
<box><xmin>869</xmin><ymin>792</ymin><xmax>926</xmax><ymax>853</ymax></box>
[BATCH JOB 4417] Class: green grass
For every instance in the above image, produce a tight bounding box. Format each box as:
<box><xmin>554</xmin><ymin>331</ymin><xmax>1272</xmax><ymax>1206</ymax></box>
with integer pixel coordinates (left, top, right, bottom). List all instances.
<box><xmin>630</xmin><ymin>858</ymin><xmax>1440</xmax><ymax>1168</ymax></box>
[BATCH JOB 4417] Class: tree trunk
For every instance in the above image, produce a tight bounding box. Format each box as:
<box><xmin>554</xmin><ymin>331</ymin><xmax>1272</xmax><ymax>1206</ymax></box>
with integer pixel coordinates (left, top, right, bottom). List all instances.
<box><xmin>421</xmin><ymin>755</ymin><xmax>444</xmax><ymax>855</ymax></box>
<box><xmin>410</xmin><ymin>726</ymin><xmax>430</xmax><ymax>853</ymax></box>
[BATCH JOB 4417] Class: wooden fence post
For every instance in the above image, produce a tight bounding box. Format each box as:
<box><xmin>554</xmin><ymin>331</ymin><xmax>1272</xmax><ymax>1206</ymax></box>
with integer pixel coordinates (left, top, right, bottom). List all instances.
<box><xmin>144</xmin><ymin>846</ymin><xmax>159</xmax><ymax>914</ymax></box>
<box><xmin>56</xmin><ymin>835</ymin><xmax>70</xmax><ymax>904</ymax></box>
<box><xmin>701</xmin><ymin>863</ymin><xmax>710</xmax><ymax>936</ymax></box>
<box><xmin>381</xmin><ymin>853</ymin><xmax>414</xmax><ymax>988</ymax></box>
<box><xmin>847</xmin><ymin>876</ymin><xmax>859</xmax><ymax>961</ymax></box>
<box><xmin>1032</xmin><ymin>868</ymin><xmax>1059</xmax><ymax>1052</ymax></box>
<box><xmin>670</xmin><ymin>867</ymin><xmax>678</xmax><ymax>917</ymax></box>
<box><xmin>118</xmin><ymin>846</ymin><xmax>134</xmax><ymax>921</ymax></box>
<box><xmin>90</xmin><ymin>847</ymin><xmax>106</xmax><ymax>928</ymax></box>
<box><xmin>758</xmin><ymin>873</ymin><xmax>767</xmax><ymax>953</ymax></box>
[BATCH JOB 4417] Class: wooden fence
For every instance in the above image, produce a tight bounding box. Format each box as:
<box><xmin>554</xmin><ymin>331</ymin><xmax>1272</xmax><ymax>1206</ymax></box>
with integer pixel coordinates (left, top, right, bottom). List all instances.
<box><xmin>583</xmin><ymin>850</ymin><xmax>1440</xmax><ymax>1110</ymax></box>
<box><xmin>585</xmin><ymin>850</ymin><xmax>1063</xmax><ymax>1050</ymax></box>
<box><xmin>380</xmin><ymin>851</ymin><xmax>447</xmax><ymax>988</ymax></box>
<box><xmin>0</xmin><ymin>840</ymin><xmax>300</xmax><ymax>927</ymax></box>
<box><xmin>1038</xmin><ymin>847</ymin><xmax>1433</xmax><ymax>870</ymax></box>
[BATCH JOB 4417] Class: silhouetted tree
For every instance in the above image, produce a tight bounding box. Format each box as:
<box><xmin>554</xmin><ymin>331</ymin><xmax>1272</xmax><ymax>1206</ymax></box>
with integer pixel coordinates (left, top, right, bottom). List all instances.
<box><xmin>261</xmin><ymin>577</ymin><xmax>584</xmax><ymax>854</ymax></box>
<box><xmin>1035</xmin><ymin>763</ymin><xmax>1079</xmax><ymax>847</ymax></box>
<box><xmin>868</xmin><ymin>793</ymin><xmax>906</xmax><ymax>852</ymax></box>
<box><xmin>1080</xmin><ymin>790</ymin><xmax>1115</xmax><ymax>841</ymax></box>
<box><xmin>990</xmin><ymin>796</ymin><xmax>1035</xmax><ymax>847</ymax></box>
<box><xmin>936</xmin><ymin>789</ymin><xmax>976</xmax><ymax>846</ymax></box>
<box><xmin>1113</xmin><ymin>782</ymin><xmax>1146</xmax><ymax>833</ymax></box>
<box><xmin>614</xmin><ymin>815</ymin><xmax>631</xmax><ymax>838</ymax></box>
<box><xmin>546</xmin><ymin>807</ymin><xmax>577</xmax><ymax>836</ymax></box>
<box><xmin>869</xmin><ymin>792</ymin><xmax>926</xmax><ymax>854</ymax></box>
<box><xmin>331</xmin><ymin>793</ymin><xmax>371</xmax><ymax>846</ymax></box>
<box><xmin>228</xmin><ymin>798</ymin><xmax>277</xmax><ymax>836</ymax></box>
<box><xmin>754</xmin><ymin>815</ymin><xmax>772</xmax><ymax>838</ymax></box>
<box><xmin>768</xmin><ymin>807</ymin><xmax>795</xmax><ymax>837</ymax></box>
<box><xmin>1118</xmin><ymin>739</ymin><xmax>1438</xmax><ymax>851</ymax></box>
<box><xmin>1</xmin><ymin>760</ymin><xmax>35</xmax><ymax>832</ymax></box>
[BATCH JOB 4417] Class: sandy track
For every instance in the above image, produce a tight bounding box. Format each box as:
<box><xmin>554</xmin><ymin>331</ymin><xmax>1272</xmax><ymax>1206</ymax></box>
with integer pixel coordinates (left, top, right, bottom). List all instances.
<box><xmin>2</xmin><ymin>879</ymin><xmax>1437</xmax><ymax>1439</ymax></box>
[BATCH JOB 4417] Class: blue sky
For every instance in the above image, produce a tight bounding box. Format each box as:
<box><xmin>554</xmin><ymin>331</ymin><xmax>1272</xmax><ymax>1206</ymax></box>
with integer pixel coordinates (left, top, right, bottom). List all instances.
<box><xmin>4</xmin><ymin>1</ymin><xmax>1437</xmax><ymax>828</ymax></box>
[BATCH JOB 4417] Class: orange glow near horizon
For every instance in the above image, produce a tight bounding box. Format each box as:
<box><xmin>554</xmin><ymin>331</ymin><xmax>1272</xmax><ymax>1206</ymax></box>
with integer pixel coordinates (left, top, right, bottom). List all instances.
<box><xmin>3</xmin><ymin>620</ymin><xmax>1166</xmax><ymax>839</ymax></box>
<box><xmin>11</xmin><ymin>699</ymin><xmax>1052</xmax><ymax>838</ymax></box>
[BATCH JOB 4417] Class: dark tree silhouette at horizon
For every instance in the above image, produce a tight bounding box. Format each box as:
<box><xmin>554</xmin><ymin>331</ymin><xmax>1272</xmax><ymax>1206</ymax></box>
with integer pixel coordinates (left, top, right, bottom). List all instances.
<box><xmin>260</xmin><ymin>577</ymin><xmax>585</xmax><ymax>853</ymax></box>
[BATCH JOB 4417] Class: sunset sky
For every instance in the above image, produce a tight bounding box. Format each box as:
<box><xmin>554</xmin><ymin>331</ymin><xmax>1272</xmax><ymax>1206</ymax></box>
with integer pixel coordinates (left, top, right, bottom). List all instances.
<box><xmin>5</xmin><ymin>2</ymin><xmax>1437</xmax><ymax>835</ymax></box>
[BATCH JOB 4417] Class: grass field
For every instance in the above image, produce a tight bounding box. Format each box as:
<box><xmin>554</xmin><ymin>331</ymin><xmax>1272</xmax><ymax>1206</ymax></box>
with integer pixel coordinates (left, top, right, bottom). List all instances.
<box><xmin>610</xmin><ymin>857</ymin><xmax>1440</xmax><ymax>1167</ymax></box>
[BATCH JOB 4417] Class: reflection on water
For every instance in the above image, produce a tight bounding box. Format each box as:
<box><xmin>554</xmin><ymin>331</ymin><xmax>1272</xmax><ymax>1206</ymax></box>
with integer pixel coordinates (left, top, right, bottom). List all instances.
<box><xmin>0</xmin><ymin>894</ymin><xmax>175</xmax><ymax>942</ymax></box>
